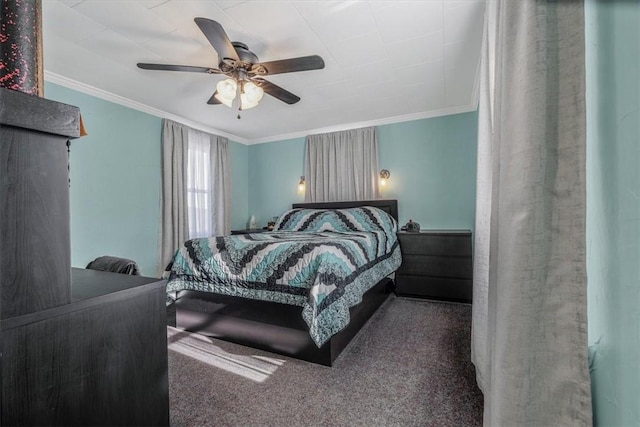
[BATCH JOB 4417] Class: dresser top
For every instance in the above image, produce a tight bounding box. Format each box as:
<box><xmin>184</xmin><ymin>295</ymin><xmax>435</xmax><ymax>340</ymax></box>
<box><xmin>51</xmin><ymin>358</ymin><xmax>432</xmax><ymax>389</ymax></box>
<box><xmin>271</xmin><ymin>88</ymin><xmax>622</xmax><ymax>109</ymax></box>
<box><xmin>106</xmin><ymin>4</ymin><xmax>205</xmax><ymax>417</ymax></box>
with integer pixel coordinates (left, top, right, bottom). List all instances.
<box><xmin>2</xmin><ymin>269</ymin><xmax>165</xmax><ymax>331</ymax></box>
<box><xmin>71</xmin><ymin>268</ymin><xmax>165</xmax><ymax>302</ymax></box>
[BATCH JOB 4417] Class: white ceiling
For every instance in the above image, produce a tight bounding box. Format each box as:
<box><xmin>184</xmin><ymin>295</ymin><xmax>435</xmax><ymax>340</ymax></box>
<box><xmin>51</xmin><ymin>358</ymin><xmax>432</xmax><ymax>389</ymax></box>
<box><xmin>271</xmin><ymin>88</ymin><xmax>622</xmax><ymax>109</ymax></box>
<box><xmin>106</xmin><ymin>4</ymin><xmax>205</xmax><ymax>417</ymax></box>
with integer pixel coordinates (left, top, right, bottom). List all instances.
<box><xmin>42</xmin><ymin>0</ymin><xmax>485</xmax><ymax>144</ymax></box>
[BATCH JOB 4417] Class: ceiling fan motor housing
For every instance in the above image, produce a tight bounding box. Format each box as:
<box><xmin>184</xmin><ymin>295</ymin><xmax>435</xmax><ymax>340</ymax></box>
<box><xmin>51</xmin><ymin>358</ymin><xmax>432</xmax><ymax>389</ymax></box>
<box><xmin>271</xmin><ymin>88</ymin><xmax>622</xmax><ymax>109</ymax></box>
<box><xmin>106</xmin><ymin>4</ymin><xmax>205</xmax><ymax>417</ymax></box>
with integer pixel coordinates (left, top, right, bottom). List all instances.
<box><xmin>219</xmin><ymin>42</ymin><xmax>259</xmax><ymax>80</ymax></box>
<box><xmin>230</xmin><ymin>42</ymin><xmax>258</xmax><ymax>65</ymax></box>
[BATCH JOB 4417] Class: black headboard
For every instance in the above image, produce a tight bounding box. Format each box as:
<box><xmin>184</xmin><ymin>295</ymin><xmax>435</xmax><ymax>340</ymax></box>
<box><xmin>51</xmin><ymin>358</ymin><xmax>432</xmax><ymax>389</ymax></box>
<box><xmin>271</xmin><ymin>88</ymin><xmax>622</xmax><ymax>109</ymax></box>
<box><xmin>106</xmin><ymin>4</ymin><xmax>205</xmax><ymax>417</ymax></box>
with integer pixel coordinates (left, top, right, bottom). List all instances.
<box><xmin>292</xmin><ymin>199</ymin><xmax>398</xmax><ymax>222</ymax></box>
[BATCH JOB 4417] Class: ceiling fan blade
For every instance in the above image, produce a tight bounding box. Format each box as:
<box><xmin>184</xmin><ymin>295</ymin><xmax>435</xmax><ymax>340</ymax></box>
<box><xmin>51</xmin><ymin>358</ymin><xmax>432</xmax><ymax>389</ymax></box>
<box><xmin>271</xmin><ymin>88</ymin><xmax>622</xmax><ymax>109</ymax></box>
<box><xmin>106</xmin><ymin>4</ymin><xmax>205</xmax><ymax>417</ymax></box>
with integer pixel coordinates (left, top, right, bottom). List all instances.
<box><xmin>137</xmin><ymin>63</ymin><xmax>220</xmax><ymax>74</ymax></box>
<box><xmin>194</xmin><ymin>18</ymin><xmax>239</xmax><ymax>62</ymax></box>
<box><xmin>250</xmin><ymin>55</ymin><xmax>325</xmax><ymax>76</ymax></box>
<box><xmin>207</xmin><ymin>91</ymin><xmax>222</xmax><ymax>105</ymax></box>
<box><xmin>254</xmin><ymin>78</ymin><xmax>300</xmax><ymax>105</ymax></box>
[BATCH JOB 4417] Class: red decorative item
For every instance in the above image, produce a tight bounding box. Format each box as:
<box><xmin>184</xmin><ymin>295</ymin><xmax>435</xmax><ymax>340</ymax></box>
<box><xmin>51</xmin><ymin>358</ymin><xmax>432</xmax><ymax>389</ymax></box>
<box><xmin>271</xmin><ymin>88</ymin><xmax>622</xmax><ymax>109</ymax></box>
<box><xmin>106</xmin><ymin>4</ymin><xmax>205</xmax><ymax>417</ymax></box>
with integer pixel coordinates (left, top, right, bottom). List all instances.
<box><xmin>0</xmin><ymin>0</ymin><xmax>43</xmax><ymax>96</ymax></box>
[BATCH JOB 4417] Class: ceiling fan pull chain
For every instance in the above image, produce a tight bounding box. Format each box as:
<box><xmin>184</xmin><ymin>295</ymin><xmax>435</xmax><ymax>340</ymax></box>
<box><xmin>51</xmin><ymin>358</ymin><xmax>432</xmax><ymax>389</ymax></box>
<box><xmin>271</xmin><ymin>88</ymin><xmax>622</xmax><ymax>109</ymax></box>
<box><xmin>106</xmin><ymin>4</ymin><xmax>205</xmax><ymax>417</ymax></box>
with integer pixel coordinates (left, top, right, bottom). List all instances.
<box><xmin>237</xmin><ymin>82</ymin><xmax>244</xmax><ymax>119</ymax></box>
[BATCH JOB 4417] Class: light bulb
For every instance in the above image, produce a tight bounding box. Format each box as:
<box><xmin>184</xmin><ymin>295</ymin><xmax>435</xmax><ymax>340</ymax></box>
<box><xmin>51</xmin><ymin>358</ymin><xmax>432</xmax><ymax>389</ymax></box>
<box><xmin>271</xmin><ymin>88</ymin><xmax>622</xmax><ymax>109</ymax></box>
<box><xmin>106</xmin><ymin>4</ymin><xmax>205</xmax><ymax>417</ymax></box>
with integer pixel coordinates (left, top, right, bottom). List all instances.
<box><xmin>244</xmin><ymin>82</ymin><xmax>264</xmax><ymax>102</ymax></box>
<box><xmin>215</xmin><ymin>78</ymin><xmax>237</xmax><ymax>108</ymax></box>
<box><xmin>379</xmin><ymin>169</ymin><xmax>390</xmax><ymax>187</ymax></box>
<box><xmin>217</xmin><ymin>78</ymin><xmax>237</xmax><ymax>97</ymax></box>
<box><xmin>240</xmin><ymin>81</ymin><xmax>264</xmax><ymax>110</ymax></box>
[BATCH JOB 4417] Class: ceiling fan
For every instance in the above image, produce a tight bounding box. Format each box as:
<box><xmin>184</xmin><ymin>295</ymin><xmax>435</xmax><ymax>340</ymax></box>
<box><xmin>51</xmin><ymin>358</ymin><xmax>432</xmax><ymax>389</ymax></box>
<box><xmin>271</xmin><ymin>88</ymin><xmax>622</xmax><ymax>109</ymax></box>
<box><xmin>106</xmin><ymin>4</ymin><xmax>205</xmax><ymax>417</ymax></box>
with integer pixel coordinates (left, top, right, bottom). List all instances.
<box><xmin>137</xmin><ymin>18</ymin><xmax>325</xmax><ymax>116</ymax></box>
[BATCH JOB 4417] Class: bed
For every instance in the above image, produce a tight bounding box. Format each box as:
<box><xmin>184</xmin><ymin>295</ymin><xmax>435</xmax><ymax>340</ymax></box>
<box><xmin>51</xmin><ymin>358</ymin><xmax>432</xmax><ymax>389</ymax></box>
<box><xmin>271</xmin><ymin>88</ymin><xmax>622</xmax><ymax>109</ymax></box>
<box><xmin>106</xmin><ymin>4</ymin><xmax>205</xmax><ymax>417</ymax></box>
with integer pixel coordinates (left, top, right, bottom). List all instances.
<box><xmin>166</xmin><ymin>199</ymin><xmax>400</xmax><ymax>366</ymax></box>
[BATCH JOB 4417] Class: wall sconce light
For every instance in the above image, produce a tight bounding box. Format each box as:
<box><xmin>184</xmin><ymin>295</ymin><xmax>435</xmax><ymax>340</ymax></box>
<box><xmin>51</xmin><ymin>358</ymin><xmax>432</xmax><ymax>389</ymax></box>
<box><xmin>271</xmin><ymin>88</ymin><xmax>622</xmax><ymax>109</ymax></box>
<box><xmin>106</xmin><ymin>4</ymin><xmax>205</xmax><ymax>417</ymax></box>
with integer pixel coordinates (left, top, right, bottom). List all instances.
<box><xmin>379</xmin><ymin>169</ymin><xmax>391</xmax><ymax>187</ymax></box>
<box><xmin>298</xmin><ymin>176</ymin><xmax>306</xmax><ymax>194</ymax></box>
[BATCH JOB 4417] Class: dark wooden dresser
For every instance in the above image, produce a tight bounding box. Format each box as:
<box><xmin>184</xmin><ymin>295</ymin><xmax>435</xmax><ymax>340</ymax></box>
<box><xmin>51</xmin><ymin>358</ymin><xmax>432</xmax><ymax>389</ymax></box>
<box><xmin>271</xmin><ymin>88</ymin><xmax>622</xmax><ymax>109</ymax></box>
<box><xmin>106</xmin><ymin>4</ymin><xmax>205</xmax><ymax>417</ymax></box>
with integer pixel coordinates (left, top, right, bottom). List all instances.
<box><xmin>1</xmin><ymin>269</ymin><xmax>169</xmax><ymax>426</ymax></box>
<box><xmin>0</xmin><ymin>88</ymin><xmax>169</xmax><ymax>426</ymax></box>
<box><xmin>395</xmin><ymin>230</ymin><xmax>473</xmax><ymax>303</ymax></box>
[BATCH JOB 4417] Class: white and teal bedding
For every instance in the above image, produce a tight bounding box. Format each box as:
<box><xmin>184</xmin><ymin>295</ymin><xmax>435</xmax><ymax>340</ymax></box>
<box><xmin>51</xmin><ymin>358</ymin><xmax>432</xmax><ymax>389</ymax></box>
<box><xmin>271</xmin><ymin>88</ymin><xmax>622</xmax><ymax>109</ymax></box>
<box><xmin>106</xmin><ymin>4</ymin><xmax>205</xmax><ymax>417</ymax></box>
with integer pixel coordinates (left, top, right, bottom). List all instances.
<box><xmin>165</xmin><ymin>206</ymin><xmax>401</xmax><ymax>346</ymax></box>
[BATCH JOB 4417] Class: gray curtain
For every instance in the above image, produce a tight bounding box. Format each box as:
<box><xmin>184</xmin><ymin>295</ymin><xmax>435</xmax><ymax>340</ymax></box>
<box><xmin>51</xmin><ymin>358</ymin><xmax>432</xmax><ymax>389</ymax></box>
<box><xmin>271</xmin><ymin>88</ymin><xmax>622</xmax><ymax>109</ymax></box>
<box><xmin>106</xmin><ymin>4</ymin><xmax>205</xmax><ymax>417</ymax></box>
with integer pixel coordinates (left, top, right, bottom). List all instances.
<box><xmin>304</xmin><ymin>126</ymin><xmax>379</xmax><ymax>202</ymax></box>
<box><xmin>209</xmin><ymin>133</ymin><xmax>231</xmax><ymax>237</ymax></box>
<box><xmin>157</xmin><ymin>119</ymin><xmax>231</xmax><ymax>276</ymax></box>
<box><xmin>472</xmin><ymin>1</ymin><xmax>592</xmax><ymax>425</ymax></box>
<box><xmin>157</xmin><ymin>119</ymin><xmax>189</xmax><ymax>276</ymax></box>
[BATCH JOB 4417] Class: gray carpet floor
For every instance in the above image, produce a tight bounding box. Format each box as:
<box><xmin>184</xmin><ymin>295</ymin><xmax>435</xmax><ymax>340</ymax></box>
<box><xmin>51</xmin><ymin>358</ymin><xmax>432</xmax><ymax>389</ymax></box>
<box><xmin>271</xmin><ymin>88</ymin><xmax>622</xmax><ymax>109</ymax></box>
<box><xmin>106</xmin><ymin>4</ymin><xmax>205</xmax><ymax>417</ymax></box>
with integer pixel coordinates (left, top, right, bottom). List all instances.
<box><xmin>167</xmin><ymin>295</ymin><xmax>483</xmax><ymax>427</ymax></box>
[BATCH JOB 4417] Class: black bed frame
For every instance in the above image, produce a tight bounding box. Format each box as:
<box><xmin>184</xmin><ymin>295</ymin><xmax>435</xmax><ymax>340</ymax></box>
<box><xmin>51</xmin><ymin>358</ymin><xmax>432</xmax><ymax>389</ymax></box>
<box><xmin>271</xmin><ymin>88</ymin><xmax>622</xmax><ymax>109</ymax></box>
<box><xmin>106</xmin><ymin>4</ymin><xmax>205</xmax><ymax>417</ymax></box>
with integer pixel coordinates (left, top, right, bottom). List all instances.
<box><xmin>174</xmin><ymin>199</ymin><xmax>399</xmax><ymax>366</ymax></box>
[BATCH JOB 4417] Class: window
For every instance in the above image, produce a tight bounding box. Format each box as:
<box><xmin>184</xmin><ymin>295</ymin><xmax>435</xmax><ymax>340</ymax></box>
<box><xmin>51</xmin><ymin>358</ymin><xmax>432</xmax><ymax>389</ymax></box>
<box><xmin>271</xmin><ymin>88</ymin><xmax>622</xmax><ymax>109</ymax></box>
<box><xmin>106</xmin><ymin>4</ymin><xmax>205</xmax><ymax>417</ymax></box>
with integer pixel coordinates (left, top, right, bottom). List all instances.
<box><xmin>187</xmin><ymin>129</ymin><xmax>213</xmax><ymax>239</ymax></box>
<box><xmin>158</xmin><ymin>119</ymin><xmax>230</xmax><ymax>275</ymax></box>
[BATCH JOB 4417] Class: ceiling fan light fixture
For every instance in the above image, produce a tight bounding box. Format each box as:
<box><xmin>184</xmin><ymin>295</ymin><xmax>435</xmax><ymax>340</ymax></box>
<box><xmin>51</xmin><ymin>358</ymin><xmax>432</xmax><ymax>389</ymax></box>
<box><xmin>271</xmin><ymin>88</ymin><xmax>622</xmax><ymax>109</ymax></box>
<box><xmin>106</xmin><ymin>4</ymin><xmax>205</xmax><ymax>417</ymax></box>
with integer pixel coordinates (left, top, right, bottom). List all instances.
<box><xmin>214</xmin><ymin>92</ymin><xmax>233</xmax><ymax>108</ymax></box>
<box><xmin>244</xmin><ymin>81</ymin><xmax>264</xmax><ymax>102</ymax></box>
<box><xmin>240</xmin><ymin>81</ymin><xmax>264</xmax><ymax>110</ymax></box>
<box><xmin>215</xmin><ymin>78</ymin><xmax>237</xmax><ymax>107</ymax></box>
<box><xmin>240</xmin><ymin>94</ymin><xmax>259</xmax><ymax>110</ymax></box>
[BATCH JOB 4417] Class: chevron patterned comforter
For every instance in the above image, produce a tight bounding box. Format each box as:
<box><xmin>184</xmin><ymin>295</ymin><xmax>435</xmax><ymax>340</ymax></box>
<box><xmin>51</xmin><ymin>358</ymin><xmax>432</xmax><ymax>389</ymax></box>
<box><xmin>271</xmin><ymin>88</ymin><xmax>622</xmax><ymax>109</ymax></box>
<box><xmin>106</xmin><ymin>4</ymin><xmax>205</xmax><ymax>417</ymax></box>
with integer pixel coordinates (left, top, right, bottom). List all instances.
<box><xmin>165</xmin><ymin>206</ymin><xmax>401</xmax><ymax>346</ymax></box>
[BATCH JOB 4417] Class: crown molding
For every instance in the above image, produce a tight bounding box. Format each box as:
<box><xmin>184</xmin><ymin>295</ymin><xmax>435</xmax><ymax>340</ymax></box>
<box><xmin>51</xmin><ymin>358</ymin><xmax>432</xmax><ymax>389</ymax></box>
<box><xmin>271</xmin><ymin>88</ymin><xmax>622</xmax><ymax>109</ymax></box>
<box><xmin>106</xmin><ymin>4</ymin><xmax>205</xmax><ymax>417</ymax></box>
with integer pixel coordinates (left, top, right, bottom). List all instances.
<box><xmin>247</xmin><ymin>104</ymin><xmax>479</xmax><ymax>145</ymax></box>
<box><xmin>45</xmin><ymin>71</ymin><xmax>478</xmax><ymax>146</ymax></box>
<box><xmin>44</xmin><ymin>71</ymin><xmax>248</xmax><ymax>143</ymax></box>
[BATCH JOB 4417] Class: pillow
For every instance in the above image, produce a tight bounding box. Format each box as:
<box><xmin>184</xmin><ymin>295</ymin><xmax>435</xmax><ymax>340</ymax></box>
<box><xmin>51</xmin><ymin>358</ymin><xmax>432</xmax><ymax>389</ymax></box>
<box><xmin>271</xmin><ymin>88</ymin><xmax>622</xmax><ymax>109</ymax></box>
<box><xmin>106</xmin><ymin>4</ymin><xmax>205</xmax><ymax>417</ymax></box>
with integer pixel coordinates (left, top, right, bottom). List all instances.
<box><xmin>274</xmin><ymin>206</ymin><xmax>397</xmax><ymax>236</ymax></box>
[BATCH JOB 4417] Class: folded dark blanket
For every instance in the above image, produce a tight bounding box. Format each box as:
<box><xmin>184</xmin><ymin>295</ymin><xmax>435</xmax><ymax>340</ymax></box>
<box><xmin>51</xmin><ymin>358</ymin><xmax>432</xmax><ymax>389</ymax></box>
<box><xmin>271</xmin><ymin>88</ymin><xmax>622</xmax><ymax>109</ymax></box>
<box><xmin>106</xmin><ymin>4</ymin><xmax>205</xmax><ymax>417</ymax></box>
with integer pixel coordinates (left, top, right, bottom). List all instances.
<box><xmin>86</xmin><ymin>256</ymin><xmax>140</xmax><ymax>275</ymax></box>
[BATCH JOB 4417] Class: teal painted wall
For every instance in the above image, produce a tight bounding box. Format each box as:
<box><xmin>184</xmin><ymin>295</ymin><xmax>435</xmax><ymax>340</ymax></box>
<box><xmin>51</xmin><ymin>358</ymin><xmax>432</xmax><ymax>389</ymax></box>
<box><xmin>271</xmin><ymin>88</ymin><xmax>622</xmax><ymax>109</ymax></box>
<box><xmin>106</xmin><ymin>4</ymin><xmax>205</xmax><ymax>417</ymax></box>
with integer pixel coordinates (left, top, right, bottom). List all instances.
<box><xmin>585</xmin><ymin>1</ymin><xmax>640</xmax><ymax>426</ymax></box>
<box><xmin>247</xmin><ymin>112</ymin><xmax>478</xmax><ymax>230</ymax></box>
<box><xmin>247</xmin><ymin>137</ymin><xmax>306</xmax><ymax>227</ymax></box>
<box><xmin>45</xmin><ymin>83</ymin><xmax>249</xmax><ymax>276</ymax></box>
<box><xmin>45</xmin><ymin>82</ymin><xmax>162</xmax><ymax>276</ymax></box>
<box><xmin>377</xmin><ymin>113</ymin><xmax>477</xmax><ymax>229</ymax></box>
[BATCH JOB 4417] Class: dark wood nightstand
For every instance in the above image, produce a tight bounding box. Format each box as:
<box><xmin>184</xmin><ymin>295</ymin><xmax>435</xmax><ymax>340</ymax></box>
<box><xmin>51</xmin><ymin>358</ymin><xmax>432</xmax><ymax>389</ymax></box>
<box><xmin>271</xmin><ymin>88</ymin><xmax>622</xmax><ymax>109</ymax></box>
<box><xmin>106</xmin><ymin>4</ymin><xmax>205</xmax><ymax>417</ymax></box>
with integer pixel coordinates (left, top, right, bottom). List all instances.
<box><xmin>231</xmin><ymin>228</ymin><xmax>271</xmax><ymax>235</ymax></box>
<box><xmin>395</xmin><ymin>230</ymin><xmax>473</xmax><ymax>303</ymax></box>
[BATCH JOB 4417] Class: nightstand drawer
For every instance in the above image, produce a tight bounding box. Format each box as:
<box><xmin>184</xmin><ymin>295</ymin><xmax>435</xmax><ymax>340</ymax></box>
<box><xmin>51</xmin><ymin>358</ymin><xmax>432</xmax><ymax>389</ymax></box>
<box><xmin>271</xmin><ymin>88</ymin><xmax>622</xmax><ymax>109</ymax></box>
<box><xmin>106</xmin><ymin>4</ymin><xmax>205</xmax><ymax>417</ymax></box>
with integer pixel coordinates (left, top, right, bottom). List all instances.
<box><xmin>395</xmin><ymin>229</ymin><xmax>473</xmax><ymax>302</ymax></box>
<box><xmin>395</xmin><ymin>276</ymin><xmax>472</xmax><ymax>302</ymax></box>
<box><xmin>397</xmin><ymin>255</ymin><xmax>472</xmax><ymax>278</ymax></box>
<box><xmin>397</xmin><ymin>232</ymin><xmax>471</xmax><ymax>256</ymax></box>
